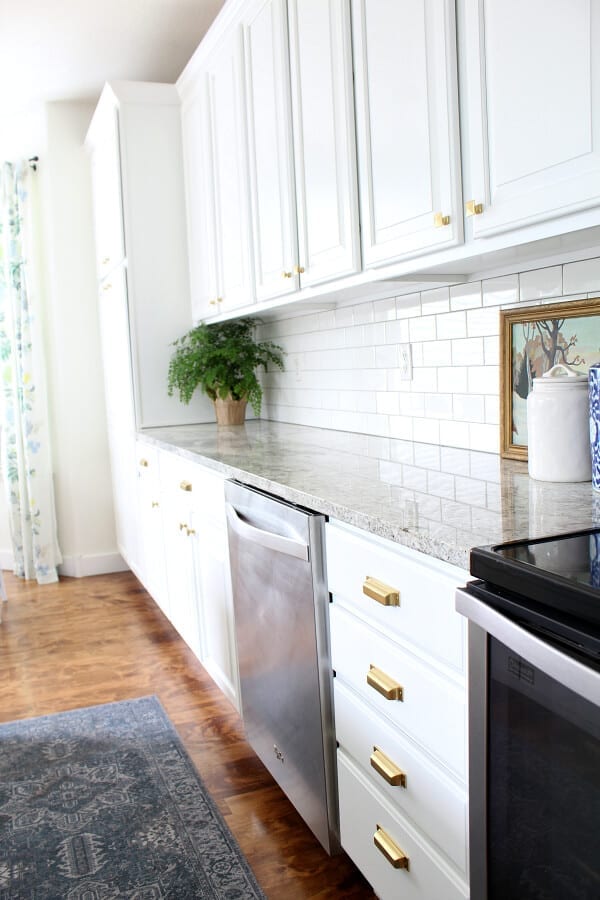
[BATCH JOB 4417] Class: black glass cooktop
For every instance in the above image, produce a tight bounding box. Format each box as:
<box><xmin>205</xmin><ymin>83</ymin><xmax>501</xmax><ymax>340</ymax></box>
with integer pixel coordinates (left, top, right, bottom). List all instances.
<box><xmin>470</xmin><ymin>528</ymin><xmax>600</xmax><ymax>627</ymax></box>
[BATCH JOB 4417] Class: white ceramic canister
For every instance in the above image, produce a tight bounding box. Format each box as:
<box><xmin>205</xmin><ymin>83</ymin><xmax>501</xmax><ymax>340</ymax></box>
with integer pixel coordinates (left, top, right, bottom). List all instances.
<box><xmin>527</xmin><ymin>364</ymin><xmax>592</xmax><ymax>482</ymax></box>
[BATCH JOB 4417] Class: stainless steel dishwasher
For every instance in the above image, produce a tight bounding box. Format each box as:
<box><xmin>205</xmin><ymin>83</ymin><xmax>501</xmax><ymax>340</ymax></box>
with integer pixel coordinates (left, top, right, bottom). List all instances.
<box><xmin>224</xmin><ymin>479</ymin><xmax>339</xmax><ymax>854</ymax></box>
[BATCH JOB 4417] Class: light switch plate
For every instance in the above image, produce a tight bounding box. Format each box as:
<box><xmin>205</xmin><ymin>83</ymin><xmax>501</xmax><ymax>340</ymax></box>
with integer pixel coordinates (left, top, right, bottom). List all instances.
<box><xmin>399</xmin><ymin>343</ymin><xmax>413</xmax><ymax>380</ymax></box>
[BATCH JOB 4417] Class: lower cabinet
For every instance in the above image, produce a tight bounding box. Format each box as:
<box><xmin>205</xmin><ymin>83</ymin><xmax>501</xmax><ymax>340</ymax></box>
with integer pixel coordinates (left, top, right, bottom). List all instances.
<box><xmin>134</xmin><ymin>442</ymin><xmax>240</xmax><ymax>709</ymax></box>
<box><xmin>326</xmin><ymin>519</ymin><xmax>470</xmax><ymax>899</ymax></box>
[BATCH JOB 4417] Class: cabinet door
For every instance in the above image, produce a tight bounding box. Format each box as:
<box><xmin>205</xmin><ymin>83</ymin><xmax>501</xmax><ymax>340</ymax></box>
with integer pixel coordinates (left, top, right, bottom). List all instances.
<box><xmin>461</xmin><ymin>0</ymin><xmax>600</xmax><ymax>238</ymax></box>
<box><xmin>288</xmin><ymin>0</ymin><xmax>360</xmax><ymax>286</ymax></box>
<box><xmin>161</xmin><ymin>487</ymin><xmax>202</xmax><ymax>658</ymax></box>
<box><xmin>352</xmin><ymin>0</ymin><xmax>462</xmax><ymax>267</ymax></box>
<box><xmin>88</xmin><ymin>105</ymin><xmax>125</xmax><ymax>280</ymax></box>
<box><xmin>136</xmin><ymin>450</ymin><xmax>169</xmax><ymax>616</ymax></box>
<box><xmin>242</xmin><ymin>0</ymin><xmax>299</xmax><ymax>302</ymax></box>
<box><xmin>206</xmin><ymin>27</ymin><xmax>254</xmax><ymax>314</ymax></box>
<box><xmin>181</xmin><ymin>84</ymin><xmax>220</xmax><ymax>321</ymax></box>
<box><xmin>97</xmin><ymin>266</ymin><xmax>138</xmax><ymax>569</ymax></box>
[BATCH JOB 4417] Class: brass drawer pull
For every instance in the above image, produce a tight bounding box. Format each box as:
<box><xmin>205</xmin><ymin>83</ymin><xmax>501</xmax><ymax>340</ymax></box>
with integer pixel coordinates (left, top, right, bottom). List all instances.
<box><xmin>180</xmin><ymin>480</ymin><xmax>192</xmax><ymax>492</ymax></box>
<box><xmin>139</xmin><ymin>458</ymin><xmax>149</xmax><ymax>467</ymax></box>
<box><xmin>363</xmin><ymin>576</ymin><xmax>400</xmax><ymax>607</ymax></box>
<box><xmin>151</xmin><ymin>501</ymin><xmax>159</xmax><ymax>508</ymax></box>
<box><xmin>433</xmin><ymin>212</ymin><xmax>450</xmax><ymax>227</ymax></box>
<box><xmin>374</xmin><ymin>825</ymin><xmax>409</xmax><ymax>870</ymax></box>
<box><xmin>367</xmin><ymin>665</ymin><xmax>403</xmax><ymax>701</ymax></box>
<box><xmin>465</xmin><ymin>199</ymin><xmax>484</xmax><ymax>216</ymax></box>
<box><xmin>370</xmin><ymin>747</ymin><xmax>407</xmax><ymax>787</ymax></box>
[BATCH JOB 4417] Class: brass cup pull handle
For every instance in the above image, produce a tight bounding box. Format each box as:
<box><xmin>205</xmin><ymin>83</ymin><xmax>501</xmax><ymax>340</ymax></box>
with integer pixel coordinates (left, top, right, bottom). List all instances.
<box><xmin>139</xmin><ymin>459</ymin><xmax>149</xmax><ymax>467</ymax></box>
<box><xmin>180</xmin><ymin>480</ymin><xmax>192</xmax><ymax>492</ymax></box>
<box><xmin>433</xmin><ymin>212</ymin><xmax>450</xmax><ymax>227</ymax></box>
<box><xmin>367</xmin><ymin>665</ymin><xmax>403</xmax><ymax>701</ymax></box>
<box><xmin>465</xmin><ymin>200</ymin><xmax>484</xmax><ymax>216</ymax></box>
<box><xmin>370</xmin><ymin>747</ymin><xmax>407</xmax><ymax>787</ymax></box>
<box><xmin>374</xmin><ymin>826</ymin><xmax>409</xmax><ymax>870</ymax></box>
<box><xmin>363</xmin><ymin>576</ymin><xmax>400</xmax><ymax>607</ymax></box>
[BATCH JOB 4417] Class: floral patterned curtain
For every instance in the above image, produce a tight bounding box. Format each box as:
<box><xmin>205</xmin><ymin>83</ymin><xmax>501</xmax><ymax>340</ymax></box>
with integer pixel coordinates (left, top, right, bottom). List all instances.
<box><xmin>0</xmin><ymin>161</ymin><xmax>61</xmax><ymax>583</ymax></box>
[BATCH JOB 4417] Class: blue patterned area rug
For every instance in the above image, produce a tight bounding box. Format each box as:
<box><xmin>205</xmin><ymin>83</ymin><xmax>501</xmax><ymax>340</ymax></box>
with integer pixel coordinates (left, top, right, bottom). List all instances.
<box><xmin>0</xmin><ymin>695</ymin><xmax>266</xmax><ymax>899</ymax></box>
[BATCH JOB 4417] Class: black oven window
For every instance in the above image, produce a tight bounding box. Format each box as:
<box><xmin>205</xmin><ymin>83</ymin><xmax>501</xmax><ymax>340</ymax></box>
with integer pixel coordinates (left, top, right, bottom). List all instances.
<box><xmin>488</xmin><ymin>636</ymin><xmax>600</xmax><ymax>900</ymax></box>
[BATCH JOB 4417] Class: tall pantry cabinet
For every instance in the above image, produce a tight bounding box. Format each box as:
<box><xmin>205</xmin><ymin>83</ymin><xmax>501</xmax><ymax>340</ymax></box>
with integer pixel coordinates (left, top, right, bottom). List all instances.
<box><xmin>85</xmin><ymin>81</ymin><xmax>213</xmax><ymax>568</ymax></box>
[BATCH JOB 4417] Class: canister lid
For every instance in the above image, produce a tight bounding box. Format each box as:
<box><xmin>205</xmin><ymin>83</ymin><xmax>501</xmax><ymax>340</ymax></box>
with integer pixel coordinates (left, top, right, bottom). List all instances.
<box><xmin>532</xmin><ymin>363</ymin><xmax>589</xmax><ymax>390</ymax></box>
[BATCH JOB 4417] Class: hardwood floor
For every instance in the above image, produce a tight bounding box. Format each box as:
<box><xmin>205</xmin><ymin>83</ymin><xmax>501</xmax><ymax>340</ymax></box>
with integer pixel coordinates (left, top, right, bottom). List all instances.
<box><xmin>0</xmin><ymin>570</ymin><xmax>375</xmax><ymax>899</ymax></box>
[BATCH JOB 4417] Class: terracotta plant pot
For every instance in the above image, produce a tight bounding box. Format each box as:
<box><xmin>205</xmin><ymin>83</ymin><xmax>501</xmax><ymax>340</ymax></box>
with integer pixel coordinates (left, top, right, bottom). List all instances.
<box><xmin>213</xmin><ymin>396</ymin><xmax>248</xmax><ymax>426</ymax></box>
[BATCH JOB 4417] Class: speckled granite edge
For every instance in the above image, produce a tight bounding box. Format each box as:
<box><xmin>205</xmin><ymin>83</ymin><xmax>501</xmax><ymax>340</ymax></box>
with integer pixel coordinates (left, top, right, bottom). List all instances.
<box><xmin>138</xmin><ymin>420</ymin><xmax>600</xmax><ymax>572</ymax></box>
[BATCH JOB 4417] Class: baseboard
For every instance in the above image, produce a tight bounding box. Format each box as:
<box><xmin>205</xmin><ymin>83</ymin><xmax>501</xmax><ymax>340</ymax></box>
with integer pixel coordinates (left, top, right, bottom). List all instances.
<box><xmin>57</xmin><ymin>553</ymin><xmax>130</xmax><ymax>578</ymax></box>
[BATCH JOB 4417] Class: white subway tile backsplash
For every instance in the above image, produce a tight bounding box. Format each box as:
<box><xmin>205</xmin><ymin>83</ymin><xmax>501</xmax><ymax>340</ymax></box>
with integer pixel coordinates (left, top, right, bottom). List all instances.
<box><xmin>519</xmin><ymin>266</ymin><xmax>562</xmax><ymax>302</ymax></box>
<box><xmin>563</xmin><ymin>257</ymin><xmax>600</xmax><ymax>294</ymax></box>
<box><xmin>258</xmin><ymin>255</ymin><xmax>597</xmax><ymax>455</ymax></box>
<box><xmin>427</xmin><ymin>470</ymin><xmax>455</xmax><ymax>499</ymax></box>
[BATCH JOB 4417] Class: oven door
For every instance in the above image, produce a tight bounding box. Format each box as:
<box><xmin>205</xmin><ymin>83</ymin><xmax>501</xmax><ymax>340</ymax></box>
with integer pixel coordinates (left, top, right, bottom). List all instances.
<box><xmin>456</xmin><ymin>588</ymin><xmax>600</xmax><ymax>900</ymax></box>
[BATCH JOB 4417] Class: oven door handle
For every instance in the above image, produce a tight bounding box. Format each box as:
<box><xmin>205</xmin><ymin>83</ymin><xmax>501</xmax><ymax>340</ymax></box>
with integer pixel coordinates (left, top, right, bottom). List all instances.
<box><xmin>456</xmin><ymin>588</ymin><xmax>600</xmax><ymax>708</ymax></box>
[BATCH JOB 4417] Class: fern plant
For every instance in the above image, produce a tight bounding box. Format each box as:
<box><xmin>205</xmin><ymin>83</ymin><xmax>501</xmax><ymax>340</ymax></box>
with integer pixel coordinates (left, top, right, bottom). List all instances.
<box><xmin>167</xmin><ymin>317</ymin><xmax>284</xmax><ymax>416</ymax></box>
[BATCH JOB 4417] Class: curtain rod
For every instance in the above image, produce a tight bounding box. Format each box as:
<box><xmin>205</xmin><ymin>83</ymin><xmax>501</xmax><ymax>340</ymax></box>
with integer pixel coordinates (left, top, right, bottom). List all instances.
<box><xmin>28</xmin><ymin>156</ymin><xmax>38</xmax><ymax>171</ymax></box>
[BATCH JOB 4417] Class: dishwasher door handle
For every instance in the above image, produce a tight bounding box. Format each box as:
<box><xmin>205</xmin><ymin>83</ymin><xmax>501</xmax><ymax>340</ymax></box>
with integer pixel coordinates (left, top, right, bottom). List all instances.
<box><xmin>226</xmin><ymin>503</ymin><xmax>310</xmax><ymax>561</ymax></box>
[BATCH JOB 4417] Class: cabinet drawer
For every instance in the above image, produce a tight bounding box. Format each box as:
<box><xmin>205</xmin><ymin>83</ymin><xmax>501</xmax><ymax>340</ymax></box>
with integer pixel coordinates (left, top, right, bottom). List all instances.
<box><xmin>334</xmin><ymin>681</ymin><xmax>467</xmax><ymax>874</ymax></box>
<box><xmin>326</xmin><ymin>521</ymin><xmax>467</xmax><ymax>674</ymax></box>
<box><xmin>136</xmin><ymin>441</ymin><xmax>160</xmax><ymax>481</ymax></box>
<box><xmin>158</xmin><ymin>449</ymin><xmax>200</xmax><ymax>495</ymax></box>
<box><xmin>330</xmin><ymin>604</ymin><xmax>466</xmax><ymax>779</ymax></box>
<box><xmin>338</xmin><ymin>752</ymin><xmax>468</xmax><ymax>900</ymax></box>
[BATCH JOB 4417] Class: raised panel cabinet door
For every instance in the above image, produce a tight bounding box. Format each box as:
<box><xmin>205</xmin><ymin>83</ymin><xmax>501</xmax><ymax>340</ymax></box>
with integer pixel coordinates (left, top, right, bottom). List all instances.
<box><xmin>352</xmin><ymin>0</ymin><xmax>463</xmax><ymax>267</ymax></box>
<box><xmin>206</xmin><ymin>27</ymin><xmax>254</xmax><ymax>314</ymax></box>
<box><xmin>288</xmin><ymin>0</ymin><xmax>360</xmax><ymax>286</ymax></box>
<box><xmin>462</xmin><ymin>0</ymin><xmax>600</xmax><ymax>237</ymax></box>
<box><xmin>242</xmin><ymin>0</ymin><xmax>299</xmax><ymax>302</ymax></box>
<box><xmin>161</xmin><ymin>489</ymin><xmax>202</xmax><ymax>659</ymax></box>
<box><xmin>180</xmin><ymin>83</ymin><xmax>220</xmax><ymax>320</ymax></box>
<box><xmin>88</xmin><ymin>105</ymin><xmax>125</xmax><ymax>280</ymax></box>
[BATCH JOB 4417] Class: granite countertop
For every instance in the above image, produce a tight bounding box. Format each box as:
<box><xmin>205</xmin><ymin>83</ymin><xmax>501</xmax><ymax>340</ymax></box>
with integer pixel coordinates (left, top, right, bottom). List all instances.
<box><xmin>139</xmin><ymin>420</ymin><xmax>600</xmax><ymax>571</ymax></box>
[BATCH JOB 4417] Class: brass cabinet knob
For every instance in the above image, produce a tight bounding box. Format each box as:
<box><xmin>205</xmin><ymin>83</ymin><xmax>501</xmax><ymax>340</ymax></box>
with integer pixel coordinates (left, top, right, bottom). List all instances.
<box><xmin>433</xmin><ymin>212</ymin><xmax>450</xmax><ymax>227</ymax></box>
<box><xmin>209</xmin><ymin>297</ymin><xmax>224</xmax><ymax>306</ymax></box>
<box><xmin>465</xmin><ymin>200</ymin><xmax>484</xmax><ymax>216</ymax></box>
<box><xmin>370</xmin><ymin>747</ymin><xmax>407</xmax><ymax>787</ymax></box>
<box><xmin>367</xmin><ymin>664</ymin><xmax>403</xmax><ymax>701</ymax></box>
<box><xmin>294</xmin><ymin>265</ymin><xmax>305</xmax><ymax>274</ymax></box>
<box><xmin>139</xmin><ymin>459</ymin><xmax>149</xmax><ymax>467</ymax></box>
<box><xmin>179</xmin><ymin>480</ymin><xmax>192</xmax><ymax>492</ymax></box>
<box><xmin>179</xmin><ymin>522</ymin><xmax>187</xmax><ymax>531</ymax></box>
<box><xmin>102</xmin><ymin>282</ymin><xmax>112</xmax><ymax>291</ymax></box>
<box><xmin>374</xmin><ymin>826</ymin><xmax>409</xmax><ymax>870</ymax></box>
<box><xmin>282</xmin><ymin>271</ymin><xmax>293</xmax><ymax>278</ymax></box>
<box><xmin>151</xmin><ymin>501</ymin><xmax>159</xmax><ymax>508</ymax></box>
<box><xmin>102</xmin><ymin>256</ymin><xmax>110</xmax><ymax>265</ymax></box>
<box><xmin>186</xmin><ymin>526</ymin><xmax>196</xmax><ymax>537</ymax></box>
<box><xmin>363</xmin><ymin>576</ymin><xmax>400</xmax><ymax>607</ymax></box>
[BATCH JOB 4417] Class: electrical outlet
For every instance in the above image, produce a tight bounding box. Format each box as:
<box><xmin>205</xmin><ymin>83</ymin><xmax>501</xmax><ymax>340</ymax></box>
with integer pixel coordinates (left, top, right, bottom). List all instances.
<box><xmin>399</xmin><ymin>343</ymin><xmax>413</xmax><ymax>381</ymax></box>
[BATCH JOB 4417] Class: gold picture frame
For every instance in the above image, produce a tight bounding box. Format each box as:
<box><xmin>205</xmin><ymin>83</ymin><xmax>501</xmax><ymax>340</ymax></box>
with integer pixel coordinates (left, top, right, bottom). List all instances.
<box><xmin>500</xmin><ymin>297</ymin><xmax>600</xmax><ymax>460</ymax></box>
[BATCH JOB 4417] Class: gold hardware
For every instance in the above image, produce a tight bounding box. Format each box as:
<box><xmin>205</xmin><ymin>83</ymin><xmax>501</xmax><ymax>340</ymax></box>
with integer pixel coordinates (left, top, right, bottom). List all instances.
<box><xmin>151</xmin><ymin>501</ymin><xmax>159</xmax><ymax>508</ymax></box>
<box><xmin>102</xmin><ymin>256</ymin><xmax>110</xmax><ymax>264</ymax></box>
<box><xmin>139</xmin><ymin>459</ymin><xmax>149</xmax><ymax>467</ymax></box>
<box><xmin>367</xmin><ymin>664</ymin><xmax>403</xmax><ymax>701</ymax></box>
<box><xmin>434</xmin><ymin>212</ymin><xmax>450</xmax><ymax>227</ymax></box>
<box><xmin>370</xmin><ymin>747</ymin><xmax>407</xmax><ymax>787</ymax></box>
<box><xmin>102</xmin><ymin>283</ymin><xmax>112</xmax><ymax>291</ymax></box>
<box><xmin>216</xmin><ymin>296</ymin><xmax>223</xmax><ymax>303</ymax></box>
<box><xmin>465</xmin><ymin>200</ymin><xmax>484</xmax><ymax>216</ymax></box>
<box><xmin>179</xmin><ymin>522</ymin><xmax>187</xmax><ymax>531</ymax></box>
<box><xmin>282</xmin><ymin>271</ymin><xmax>293</xmax><ymax>278</ymax></box>
<box><xmin>294</xmin><ymin>265</ymin><xmax>305</xmax><ymax>274</ymax></box>
<box><xmin>363</xmin><ymin>576</ymin><xmax>400</xmax><ymax>607</ymax></box>
<box><xmin>186</xmin><ymin>526</ymin><xmax>196</xmax><ymax>536</ymax></box>
<box><xmin>209</xmin><ymin>300</ymin><xmax>217</xmax><ymax>306</ymax></box>
<box><xmin>374</xmin><ymin>826</ymin><xmax>409</xmax><ymax>870</ymax></box>
<box><xmin>180</xmin><ymin>480</ymin><xmax>192</xmax><ymax>492</ymax></box>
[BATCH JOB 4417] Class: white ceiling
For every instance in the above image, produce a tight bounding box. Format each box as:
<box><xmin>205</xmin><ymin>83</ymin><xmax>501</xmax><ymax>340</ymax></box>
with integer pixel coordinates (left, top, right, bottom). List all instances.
<box><xmin>0</xmin><ymin>0</ymin><xmax>226</xmax><ymax>118</ymax></box>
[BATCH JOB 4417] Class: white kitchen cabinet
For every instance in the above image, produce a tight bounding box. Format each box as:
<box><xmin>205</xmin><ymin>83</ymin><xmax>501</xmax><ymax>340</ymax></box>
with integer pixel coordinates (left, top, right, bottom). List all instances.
<box><xmin>241</xmin><ymin>0</ymin><xmax>299</xmax><ymax>303</ymax></box>
<box><xmin>135</xmin><ymin>444</ymin><xmax>169</xmax><ymax>617</ymax></box>
<box><xmin>180</xmin><ymin>27</ymin><xmax>254</xmax><ymax>320</ymax></box>
<box><xmin>287</xmin><ymin>0</ymin><xmax>360</xmax><ymax>287</ymax></box>
<box><xmin>351</xmin><ymin>0</ymin><xmax>463</xmax><ymax>268</ymax></box>
<box><xmin>459</xmin><ymin>0</ymin><xmax>600</xmax><ymax>239</ymax></box>
<box><xmin>86</xmin><ymin>81</ymin><xmax>213</xmax><ymax>430</ymax></box>
<box><xmin>326</xmin><ymin>519</ymin><xmax>469</xmax><ymax>899</ymax></box>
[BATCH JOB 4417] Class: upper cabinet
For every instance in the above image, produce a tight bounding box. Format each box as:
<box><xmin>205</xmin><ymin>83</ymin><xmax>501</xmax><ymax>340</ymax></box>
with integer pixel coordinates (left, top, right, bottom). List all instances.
<box><xmin>181</xmin><ymin>28</ymin><xmax>254</xmax><ymax>320</ymax></box>
<box><xmin>87</xmin><ymin>103</ymin><xmax>125</xmax><ymax>280</ymax></box>
<box><xmin>460</xmin><ymin>0</ymin><xmax>600</xmax><ymax>239</ymax></box>
<box><xmin>288</xmin><ymin>0</ymin><xmax>360</xmax><ymax>287</ymax></box>
<box><xmin>241</xmin><ymin>0</ymin><xmax>299</xmax><ymax>302</ymax></box>
<box><xmin>351</xmin><ymin>0</ymin><xmax>463</xmax><ymax>267</ymax></box>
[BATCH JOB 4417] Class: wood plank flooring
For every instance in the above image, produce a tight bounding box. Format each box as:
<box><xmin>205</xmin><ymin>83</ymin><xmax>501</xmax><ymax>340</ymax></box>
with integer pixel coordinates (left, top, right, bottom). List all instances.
<box><xmin>0</xmin><ymin>570</ymin><xmax>376</xmax><ymax>899</ymax></box>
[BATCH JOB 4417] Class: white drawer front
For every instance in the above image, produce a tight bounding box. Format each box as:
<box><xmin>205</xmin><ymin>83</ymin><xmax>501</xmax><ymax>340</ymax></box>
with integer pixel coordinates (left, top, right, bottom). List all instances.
<box><xmin>326</xmin><ymin>521</ymin><xmax>467</xmax><ymax>674</ymax></box>
<box><xmin>334</xmin><ymin>681</ymin><xmax>468</xmax><ymax>874</ymax></box>
<box><xmin>338</xmin><ymin>752</ymin><xmax>469</xmax><ymax>900</ymax></box>
<box><xmin>136</xmin><ymin>441</ymin><xmax>160</xmax><ymax>482</ymax></box>
<box><xmin>330</xmin><ymin>604</ymin><xmax>467</xmax><ymax>779</ymax></box>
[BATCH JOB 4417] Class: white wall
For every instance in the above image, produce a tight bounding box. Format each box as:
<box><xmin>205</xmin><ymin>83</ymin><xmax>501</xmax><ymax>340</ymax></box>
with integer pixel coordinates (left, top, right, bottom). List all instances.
<box><xmin>0</xmin><ymin>101</ymin><xmax>122</xmax><ymax>576</ymax></box>
<box><xmin>259</xmin><ymin>257</ymin><xmax>600</xmax><ymax>453</ymax></box>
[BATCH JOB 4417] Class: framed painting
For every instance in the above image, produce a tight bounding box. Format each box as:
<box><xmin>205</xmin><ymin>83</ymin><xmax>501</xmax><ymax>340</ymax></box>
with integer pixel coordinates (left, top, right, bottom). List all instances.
<box><xmin>500</xmin><ymin>298</ymin><xmax>600</xmax><ymax>460</ymax></box>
